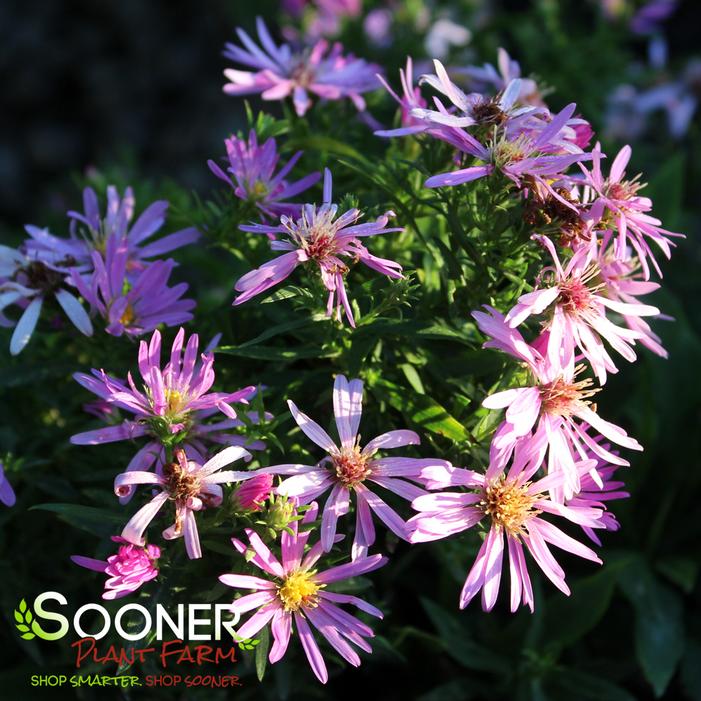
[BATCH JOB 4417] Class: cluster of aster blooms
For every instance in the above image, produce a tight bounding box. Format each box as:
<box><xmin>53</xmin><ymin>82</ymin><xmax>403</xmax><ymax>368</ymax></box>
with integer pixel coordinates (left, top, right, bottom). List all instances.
<box><xmin>375</xmin><ymin>49</ymin><xmax>679</xmax><ymax>610</ymax></box>
<box><xmin>0</xmin><ymin>186</ymin><xmax>199</xmax><ymax>354</ymax></box>
<box><xmin>3</xmin><ymin>11</ymin><xmax>680</xmax><ymax>688</ymax></box>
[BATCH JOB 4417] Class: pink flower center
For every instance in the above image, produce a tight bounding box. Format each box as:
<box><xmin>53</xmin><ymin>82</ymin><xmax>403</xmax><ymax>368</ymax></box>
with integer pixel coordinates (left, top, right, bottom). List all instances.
<box><xmin>332</xmin><ymin>446</ymin><xmax>372</xmax><ymax>488</ymax></box>
<box><xmin>557</xmin><ymin>278</ymin><xmax>591</xmax><ymax>314</ymax></box>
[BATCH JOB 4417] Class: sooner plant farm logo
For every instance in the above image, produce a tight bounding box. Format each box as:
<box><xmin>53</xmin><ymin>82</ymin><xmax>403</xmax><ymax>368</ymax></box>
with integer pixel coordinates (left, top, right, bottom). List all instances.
<box><xmin>13</xmin><ymin>592</ymin><xmax>259</xmax><ymax>690</ymax></box>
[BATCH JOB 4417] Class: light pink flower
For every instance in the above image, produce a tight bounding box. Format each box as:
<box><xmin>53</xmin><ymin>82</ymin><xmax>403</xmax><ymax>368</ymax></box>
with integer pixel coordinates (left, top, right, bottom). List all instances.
<box><xmin>580</xmin><ymin>143</ymin><xmax>683</xmax><ymax>278</ymax></box>
<box><xmin>504</xmin><ymin>234</ymin><xmax>660</xmax><ymax>383</ymax></box>
<box><xmin>72</xmin><ymin>536</ymin><xmax>160</xmax><ymax>600</ymax></box>
<box><xmin>257</xmin><ymin>374</ymin><xmax>450</xmax><ymax>558</ymax></box>
<box><xmin>233</xmin><ymin>169</ymin><xmax>403</xmax><ymax>327</ymax></box>
<box><xmin>220</xmin><ymin>503</ymin><xmax>386</xmax><ymax>684</ymax></box>
<box><xmin>375</xmin><ymin>57</ymin><xmax>430</xmax><ymax>137</ymax></box>
<box><xmin>116</xmin><ymin>446</ymin><xmax>252</xmax><ymax>559</ymax></box>
<box><xmin>408</xmin><ymin>448</ymin><xmax>604</xmax><ymax>612</ymax></box>
<box><xmin>411</xmin><ymin>60</ymin><xmax>542</xmax><ymax>134</ymax></box>
<box><xmin>473</xmin><ymin>306</ymin><xmax>642</xmax><ymax>500</ymax></box>
<box><xmin>597</xmin><ymin>231</ymin><xmax>669</xmax><ymax>358</ymax></box>
<box><xmin>223</xmin><ymin>17</ymin><xmax>380</xmax><ymax>117</ymax></box>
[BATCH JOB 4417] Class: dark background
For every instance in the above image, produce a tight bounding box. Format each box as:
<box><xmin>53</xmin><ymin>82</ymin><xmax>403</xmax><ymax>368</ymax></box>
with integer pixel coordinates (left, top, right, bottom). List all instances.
<box><xmin>1</xmin><ymin>1</ymin><xmax>701</xmax><ymax>700</ymax></box>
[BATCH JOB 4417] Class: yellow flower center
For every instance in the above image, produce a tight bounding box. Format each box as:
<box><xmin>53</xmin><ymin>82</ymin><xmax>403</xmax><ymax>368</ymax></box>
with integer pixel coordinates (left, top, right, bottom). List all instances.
<box><xmin>250</xmin><ymin>180</ymin><xmax>269</xmax><ymax>200</ymax></box>
<box><xmin>164</xmin><ymin>388</ymin><xmax>188</xmax><ymax>415</ymax></box>
<box><xmin>481</xmin><ymin>478</ymin><xmax>539</xmax><ymax>536</ymax></box>
<box><xmin>119</xmin><ymin>303</ymin><xmax>135</xmax><ymax>327</ymax></box>
<box><xmin>277</xmin><ymin>570</ymin><xmax>321</xmax><ymax>612</ymax></box>
<box><xmin>332</xmin><ymin>446</ymin><xmax>372</xmax><ymax>488</ymax></box>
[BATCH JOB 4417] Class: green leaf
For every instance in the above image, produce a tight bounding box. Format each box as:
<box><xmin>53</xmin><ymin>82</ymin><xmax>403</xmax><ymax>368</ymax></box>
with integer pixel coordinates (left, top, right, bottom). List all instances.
<box><xmin>14</xmin><ymin>610</ymin><xmax>22</xmax><ymax>623</ymax></box>
<box><xmin>374</xmin><ymin>379</ymin><xmax>471</xmax><ymax>443</ymax></box>
<box><xmin>218</xmin><ymin>345</ymin><xmax>335</xmax><ymax>361</ymax></box>
<box><xmin>21</xmin><ymin>633</ymin><xmax>35</xmax><ymax>640</ymax></box>
<box><xmin>421</xmin><ymin>598</ymin><xmax>507</xmax><ymax>673</ymax></box>
<box><xmin>656</xmin><ymin>556</ymin><xmax>698</xmax><ymax>594</ymax></box>
<box><xmin>29</xmin><ymin>503</ymin><xmax>125</xmax><ymax>537</ymax></box>
<box><xmin>255</xmin><ymin>627</ymin><xmax>270</xmax><ymax>682</ymax></box>
<box><xmin>547</xmin><ymin>667</ymin><xmax>637</xmax><ymax>701</ymax></box>
<box><xmin>19</xmin><ymin>599</ymin><xmax>27</xmax><ymax>613</ymax></box>
<box><xmin>542</xmin><ymin>560</ymin><xmax>628</xmax><ymax>649</ymax></box>
<box><xmin>231</xmin><ymin>319</ymin><xmax>311</xmax><ymax>349</ymax></box>
<box><xmin>16</xmin><ymin>624</ymin><xmax>29</xmax><ymax>633</ymax></box>
<box><xmin>619</xmin><ymin>557</ymin><xmax>685</xmax><ymax>697</ymax></box>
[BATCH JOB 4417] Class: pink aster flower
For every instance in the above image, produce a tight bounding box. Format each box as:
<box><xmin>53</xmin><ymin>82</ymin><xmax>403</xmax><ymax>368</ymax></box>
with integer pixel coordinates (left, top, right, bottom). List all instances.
<box><xmin>72</xmin><ymin>327</ymin><xmax>256</xmax><ymax>443</ymax></box>
<box><xmin>258</xmin><ymin>374</ymin><xmax>450</xmax><ymax>558</ymax></box>
<box><xmin>233</xmin><ymin>472</ymin><xmax>275</xmax><ymax>512</ymax></box>
<box><xmin>219</xmin><ymin>503</ymin><xmax>386</xmax><ymax>684</ymax></box>
<box><xmin>375</xmin><ymin>57</ymin><xmax>430</xmax><ymax>137</ymax></box>
<box><xmin>580</xmin><ymin>143</ymin><xmax>683</xmax><ymax>278</ymax></box>
<box><xmin>208</xmin><ymin>131</ymin><xmax>321</xmax><ymax>220</ymax></box>
<box><xmin>566</xmin><ymin>452</ymin><xmax>629</xmax><ymax>546</ymax></box>
<box><xmin>25</xmin><ymin>185</ymin><xmax>199</xmax><ymax>275</ymax></box>
<box><xmin>473</xmin><ymin>306</ymin><xmax>642</xmax><ymax>500</ymax></box>
<box><xmin>597</xmin><ymin>232</ymin><xmax>669</xmax><ymax>358</ymax></box>
<box><xmin>71</xmin><ymin>536</ymin><xmax>160</xmax><ymax>600</ymax></box>
<box><xmin>0</xmin><ymin>245</ymin><xmax>92</xmax><ymax>355</ymax></box>
<box><xmin>0</xmin><ymin>461</ymin><xmax>16</xmax><ymax>507</ymax></box>
<box><xmin>71</xmin><ymin>328</ymin><xmax>259</xmax><ymax>500</ymax></box>
<box><xmin>70</xmin><ymin>239</ymin><xmax>195</xmax><ymax>338</ymax></box>
<box><xmin>223</xmin><ymin>17</ymin><xmax>381</xmax><ymax>117</ymax></box>
<box><xmin>504</xmin><ymin>235</ymin><xmax>660</xmax><ymax>383</ymax></box>
<box><xmin>408</xmin><ymin>449</ymin><xmax>604</xmax><ymax>612</ymax></box>
<box><xmin>234</xmin><ymin>168</ymin><xmax>403</xmax><ymax>327</ymax></box>
<box><xmin>116</xmin><ymin>446</ymin><xmax>252</xmax><ymax>559</ymax></box>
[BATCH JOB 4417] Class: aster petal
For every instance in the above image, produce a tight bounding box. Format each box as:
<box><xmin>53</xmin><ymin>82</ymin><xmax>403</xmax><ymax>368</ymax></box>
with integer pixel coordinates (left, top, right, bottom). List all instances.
<box><xmin>294</xmin><ymin>612</ymin><xmax>328</xmax><ymax>684</ymax></box>
<box><xmin>287</xmin><ymin>400</ymin><xmax>338</xmax><ymax>454</ymax></box>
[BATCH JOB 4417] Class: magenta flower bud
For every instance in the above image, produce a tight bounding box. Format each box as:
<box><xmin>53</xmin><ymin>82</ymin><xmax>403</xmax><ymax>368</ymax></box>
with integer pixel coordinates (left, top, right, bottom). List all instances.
<box><xmin>233</xmin><ymin>473</ymin><xmax>274</xmax><ymax>512</ymax></box>
<box><xmin>71</xmin><ymin>536</ymin><xmax>161</xmax><ymax>600</ymax></box>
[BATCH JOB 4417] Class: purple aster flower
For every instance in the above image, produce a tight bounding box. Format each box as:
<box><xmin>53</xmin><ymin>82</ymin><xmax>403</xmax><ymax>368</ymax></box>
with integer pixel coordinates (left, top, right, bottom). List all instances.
<box><xmin>0</xmin><ymin>461</ymin><xmax>16</xmax><ymax>507</ymax></box>
<box><xmin>219</xmin><ymin>502</ymin><xmax>386</xmax><ymax>684</ymax></box>
<box><xmin>117</xmin><ymin>446</ymin><xmax>252</xmax><ymax>559</ymax></box>
<box><xmin>457</xmin><ymin>47</ymin><xmax>545</xmax><ymax>107</ymax></box>
<box><xmin>25</xmin><ymin>185</ymin><xmax>199</xmax><ymax>275</ymax></box>
<box><xmin>0</xmin><ymin>245</ymin><xmax>92</xmax><ymax>355</ymax></box>
<box><xmin>70</xmin><ymin>238</ymin><xmax>195</xmax><ymax>337</ymax></box>
<box><xmin>208</xmin><ymin>130</ymin><xmax>321</xmax><ymax>220</ymax></box>
<box><xmin>580</xmin><ymin>143</ymin><xmax>683</xmax><ymax>278</ymax></box>
<box><xmin>71</xmin><ymin>328</ymin><xmax>259</xmax><ymax>499</ymax></box>
<box><xmin>223</xmin><ymin>17</ymin><xmax>381</xmax><ymax>117</ymax></box>
<box><xmin>411</xmin><ymin>60</ymin><xmax>543</xmax><ymax>134</ymax></box>
<box><xmin>408</xmin><ymin>450</ymin><xmax>604</xmax><ymax>612</ymax></box>
<box><xmin>71</xmin><ymin>536</ymin><xmax>160</xmax><ymax>600</ymax></box>
<box><xmin>257</xmin><ymin>375</ymin><xmax>450</xmax><ymax>558</ymax></box>
<box><xmin>234</xmin><ymin>169</ymin><xmax>403</xmax><ymax>327</ymax></box>
<box><xmin>422</xmin><ymin>102</ymin><xmax>591</xmax><ymax>199</ymax></box>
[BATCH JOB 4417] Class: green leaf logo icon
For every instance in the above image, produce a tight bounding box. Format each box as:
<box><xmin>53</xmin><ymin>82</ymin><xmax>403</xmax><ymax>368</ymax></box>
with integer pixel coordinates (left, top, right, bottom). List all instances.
<box><xmin>14</xmin><ymin>599</ymin><xmax>35</xmax><ymax>640</ymax></box>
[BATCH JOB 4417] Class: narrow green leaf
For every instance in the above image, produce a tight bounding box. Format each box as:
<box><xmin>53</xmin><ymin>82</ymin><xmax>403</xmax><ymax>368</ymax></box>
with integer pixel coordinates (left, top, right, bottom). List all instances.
<box><xmin>255</xmin><ymin>626</ymin><xmax>270</xmax><ymax>681</ymax></box>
